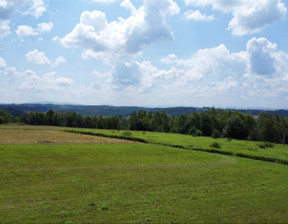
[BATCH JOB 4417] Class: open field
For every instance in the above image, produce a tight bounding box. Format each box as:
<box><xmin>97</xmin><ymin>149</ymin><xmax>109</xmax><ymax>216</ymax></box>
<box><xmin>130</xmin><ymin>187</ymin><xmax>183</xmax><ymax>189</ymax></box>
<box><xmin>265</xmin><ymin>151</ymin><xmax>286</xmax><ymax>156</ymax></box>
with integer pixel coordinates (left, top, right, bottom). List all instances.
<box><xmin>0</xmin><ymin>126</ymin><xmax>134</xmax><ymax>144</ymax></box>
<box><xmin>1</xmin><ymin>125</ymin><xmax>288</xmax><ymax>223</ymax></box>
<box><xmin>67</xmin><ymin>128</ymin><xmax>288</xmax><ymax>164</ymax></box>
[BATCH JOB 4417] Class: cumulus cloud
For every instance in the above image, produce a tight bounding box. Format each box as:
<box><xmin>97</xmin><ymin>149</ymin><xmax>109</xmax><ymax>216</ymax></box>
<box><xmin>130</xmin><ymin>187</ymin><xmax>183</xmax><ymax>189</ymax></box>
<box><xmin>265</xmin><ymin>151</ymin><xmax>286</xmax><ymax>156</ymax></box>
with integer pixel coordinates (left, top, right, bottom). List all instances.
<box><xmin>37</xmin><ymin>22</ymin><xmax>53</xmax><ymax>33</ymax></box>
<box><xmin>16</xmin><ymin>22</ymin><xmax>53</xmax><ymax>38</ymax></box>
<box><xmin>16</xmin><ymin>25</ymin><xmax>38</xmax><ymax>37</ymax></box>
<box><xmin>0</xmin><ymin>0</ymin><xmax>46</xmax><ymax>39</ymax></box>
<box><xmin>60</xmin><ymin>0</ymin><xmax>180</xmax><ymax>58</ymax></box>
<box><xmin>52</xmin><ymin>56</ymin><xmax>67</xmax><ymax>67</ymax></box>
<box><xmin>0</xmin><ymin>20</ymin><xmax>10</xmax><ymax>38</ymax></box>
<box><xmin>161</xmin><ymin>44</ymin><xmax>248</xmax><ymax>82</ymax></box>
<box><xmin>94</xmin><ymin>37</ymin><xmax>288</xmax><ymax>107</ymax></box>
<box><xmin>25</xmin><ymin>49</ymin><xmax>66</xmax><ymax>67</ymax></box>
<box><xmin>0</xmin><ymin>0</ymin><xmax>17</xmax><ymax>20</ymax></box>
<box><xmin>25</xmin><ymin>49</ymin><xmax>51</xmax><ymax>65</ymax></box>
<box><xmin>21</xmin><ymin>71</ymin><xmax>73</xmax><ymax>90</ymax></box>
<box><xmin>0</xmin><ymin>57</ymin><xmax>7</xmax><ymax>68</ymax></box>
<box><xmin>184</xmin><ymin>10</ymin><xmax>214</xmax><ymax>21</ymax></box>
<box><xmin>185</xmin><ymin>0</ymin><xmax>287</xmax><ymax>35</ymax></box>
<box><xmin>22</xmin><ymin>0</ymin><xmax>46</xmax><ymax>18</ymax></box>
<box><xmin>247</xmin><ymin>37</ymin><xmax>277</xmax><ymax>75</ymax></box>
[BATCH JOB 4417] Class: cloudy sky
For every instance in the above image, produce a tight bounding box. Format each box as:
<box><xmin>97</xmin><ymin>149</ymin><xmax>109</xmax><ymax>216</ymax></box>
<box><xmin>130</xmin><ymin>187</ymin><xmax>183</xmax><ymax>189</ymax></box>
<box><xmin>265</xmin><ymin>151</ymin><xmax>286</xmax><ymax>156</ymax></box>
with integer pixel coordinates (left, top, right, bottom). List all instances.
<box><xmin>1</xmin><ymin>0</ymin><xmax>288</xmax><ymax>108</ymax></box>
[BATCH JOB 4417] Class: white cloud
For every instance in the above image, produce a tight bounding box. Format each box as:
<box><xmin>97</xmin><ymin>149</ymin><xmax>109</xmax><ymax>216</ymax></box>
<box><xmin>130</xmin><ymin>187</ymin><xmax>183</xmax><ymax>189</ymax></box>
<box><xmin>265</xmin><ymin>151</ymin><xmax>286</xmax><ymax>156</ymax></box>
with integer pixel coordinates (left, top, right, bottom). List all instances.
<box><xmin>247</xmin><ymin>37</ymin><xmax>277</xmax><ymax>75</ymax></box>
<box><xmin>161</xmin><ymin>44</ymin><xmax>248</xmax><ymax>82</ymax></box>
<box><xmin>37</xmin><ymin>22</ymin><xmax>53</xmax><ymax>33</ymax></box>
<box><xmin>60</xmin><ymin>0</ymin><xmax>180</xmax><ymax>59</ymax></box>
<box><xmin>23</xmin><ymin>0</ymin><xmax>46</xmax><ymax>18</ymax></box>
<box><xmin>52</xmin><ymin>56</ymin><xmax>66</xmax><ymax>67</ymax></box>
<box><xmin>0</xmin><ymin>0</ymin><xmax>8</xmax><ymax>8</ymax></box>
<box><xmin>16</xmin><ymin>22</ymin><xmax>53</xmax><ymax>37</ymax></box>
<box><xmin>0</xmin><ymin>57</ymin><xmax>6</xmax><ymax>68</ymax></box>
<box><xmin>120</xmin><ymin>0</ymin><xmax>137</xmax><ymax>14</ymax></box>
<box><xmin>0</xmin><ymin>0</ymin><xmax>46</xmax><ymax>39</ymax></box>
<box><xmin>25</xmin><ymin>49</ymin><xmax>66</xmax><ymax>67</ymax></box>
<box><xmin>96</xmin><ymin>37</ymin><xmax>288</xmax><ymax>107</ymax></box>
<box><xmin>21</xmin><ymin>71</ymin><xmax>73</xmax><ymax>90</ymax></box>
<box><xmin>16</xmin><ymin>25</ymin><xmax>38</xmax><ymax>37</ymax></box>
<box><xmin>25</xmin><ymin>49</ymin><xmax>51</xmax><ymax>65</ymax></box>
<box><xmin>0</xmin><ymin>20</ymin><xmax>10</xmax><ymax>38</ymax></box>
<box><xmin>185</xmin><ymin>0</ymin><xmax>287</xmax><ymax>35</ymax></box>
<box><xmin>0</xmin><ymin>57</ymin><xmax>6</xmax><ymax>76</ymax></box>
<box><xmin>184</xmin><ymin>10</ymin><xmax>214</xmax><ymax>22</ymax></box>
<box><xmin>228</xmin><ymin>0</ymin><xmax>287</xmax><ymax>35</ymax></box>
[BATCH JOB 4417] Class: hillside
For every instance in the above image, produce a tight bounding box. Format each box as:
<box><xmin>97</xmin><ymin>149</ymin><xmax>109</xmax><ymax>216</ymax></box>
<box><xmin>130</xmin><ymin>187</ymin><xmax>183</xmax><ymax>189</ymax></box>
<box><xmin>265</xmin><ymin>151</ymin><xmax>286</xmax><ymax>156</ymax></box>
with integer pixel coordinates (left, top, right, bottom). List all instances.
<box><xmin>0</xmin><ymin>103</ymin><xmax>288</xmax><ymax>117</ymax></box>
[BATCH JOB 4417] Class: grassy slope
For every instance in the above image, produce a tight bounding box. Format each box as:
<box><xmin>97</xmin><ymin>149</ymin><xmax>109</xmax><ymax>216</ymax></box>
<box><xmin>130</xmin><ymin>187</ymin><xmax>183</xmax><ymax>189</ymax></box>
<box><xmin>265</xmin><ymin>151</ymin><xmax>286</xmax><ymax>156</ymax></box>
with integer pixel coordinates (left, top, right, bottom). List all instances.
<box><xmin>66</xmin><ymin>128</ymin><xmax>288</xmax><ymax>164</ymax></box>
<box><xmin>1</xmin><ymin>143</ymin><xmax>288</xmax><ymax>223</ymax></box>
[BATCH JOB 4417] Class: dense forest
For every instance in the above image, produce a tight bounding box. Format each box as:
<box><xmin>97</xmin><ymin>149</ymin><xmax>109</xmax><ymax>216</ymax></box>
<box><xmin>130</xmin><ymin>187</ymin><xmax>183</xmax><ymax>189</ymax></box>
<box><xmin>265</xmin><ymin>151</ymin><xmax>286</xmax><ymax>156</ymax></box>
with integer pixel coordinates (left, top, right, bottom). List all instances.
<box><xmin>1</xmin><ymin>107</ymin><xmax>287</xmax><ymax>144</ymax></box>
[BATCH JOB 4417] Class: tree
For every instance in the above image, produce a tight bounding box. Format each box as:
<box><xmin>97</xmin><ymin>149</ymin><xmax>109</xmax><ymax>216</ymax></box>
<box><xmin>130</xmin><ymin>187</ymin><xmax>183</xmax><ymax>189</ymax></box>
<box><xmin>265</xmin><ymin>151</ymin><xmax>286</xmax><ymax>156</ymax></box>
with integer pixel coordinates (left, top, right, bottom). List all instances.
<box><xmin>46</xmin><ymin>109</ymin><xmax>54</xmax><ymax>125</ymax></box>
<box><xmin>257</xmin><ymin>112</ymin><xmax>276</xmax><ymax>142</ymax></box>
<box><xmin>200</xmin><ymin>113</ymin><xmax>213</xmax><ymax>136</ymax></box>
<box><xmin>0</xmin><ymin>109</ymin><xmax>10</xmax><ymax>124</ymax></box>
<box><xmin>224</xmin><ymin>114</ymin><xmax>247</xmax><ymax>139</ymax></box>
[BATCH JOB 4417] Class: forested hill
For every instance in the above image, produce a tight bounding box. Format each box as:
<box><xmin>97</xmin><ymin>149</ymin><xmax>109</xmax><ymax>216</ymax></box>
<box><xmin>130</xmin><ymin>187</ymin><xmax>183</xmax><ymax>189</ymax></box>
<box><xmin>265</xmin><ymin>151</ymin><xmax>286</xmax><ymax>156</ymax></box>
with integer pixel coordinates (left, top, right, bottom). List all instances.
<box><xmin>1</xmin><ymin>103</ymin><xmax>288</xmax><ymax>117</ymax></box>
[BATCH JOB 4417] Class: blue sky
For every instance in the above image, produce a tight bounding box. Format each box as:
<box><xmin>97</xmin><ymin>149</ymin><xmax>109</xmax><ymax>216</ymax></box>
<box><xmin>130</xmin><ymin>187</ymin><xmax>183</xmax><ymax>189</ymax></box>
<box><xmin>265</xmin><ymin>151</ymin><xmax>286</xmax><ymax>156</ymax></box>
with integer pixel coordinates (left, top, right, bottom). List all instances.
<box><xmin>1</xmin><ymin>0</ymin><xmax>288</xmax><ymax>108</ymax></box>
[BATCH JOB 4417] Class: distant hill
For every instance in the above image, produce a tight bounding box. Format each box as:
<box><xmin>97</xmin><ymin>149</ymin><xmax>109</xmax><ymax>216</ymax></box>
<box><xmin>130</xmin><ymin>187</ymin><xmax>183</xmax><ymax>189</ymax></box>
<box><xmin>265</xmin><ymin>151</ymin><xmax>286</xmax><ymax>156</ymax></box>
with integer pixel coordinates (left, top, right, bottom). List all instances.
<box><xmin>0</xmin><ymin>103</ymin><xmax>288</xmax><ymax>117</ymax></box>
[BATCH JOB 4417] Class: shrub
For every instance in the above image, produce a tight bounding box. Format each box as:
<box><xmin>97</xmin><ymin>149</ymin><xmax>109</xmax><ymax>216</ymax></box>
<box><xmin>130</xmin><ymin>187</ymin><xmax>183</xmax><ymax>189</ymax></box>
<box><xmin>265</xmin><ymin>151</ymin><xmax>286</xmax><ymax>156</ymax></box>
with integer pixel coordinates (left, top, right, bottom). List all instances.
<box><xmin>209</xmin><ymin>142</ymin><xmax>221</xmax><ymax>148</ymax></box>
<box><xmin>259</xmin><ymin>142</ymin><xmax>274</xmax><ymax>149</ymax></box>
<box><xmin>122</xmin><ymin>131</ymin><xmax>132</xmax><ymax>137</ymax></box>
<box><xmin>212</xmin><ymin>129</ymin><xmax>221</xmax><ymax>139</ymax></box>
<box><xmin>189</xmin><ymin>126</ymin><xmax>202</xmax><ymax>137</ymax></box>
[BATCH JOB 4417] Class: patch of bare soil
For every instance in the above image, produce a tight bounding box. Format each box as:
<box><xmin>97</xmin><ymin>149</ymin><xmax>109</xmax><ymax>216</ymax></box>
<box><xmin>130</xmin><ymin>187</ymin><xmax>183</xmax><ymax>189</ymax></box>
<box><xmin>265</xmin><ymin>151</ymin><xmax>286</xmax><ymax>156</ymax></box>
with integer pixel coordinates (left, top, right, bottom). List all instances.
<box><xmin>0</xmin><ymin>129</ymin><xmax>134</xmax><ymax>144</ymax></box>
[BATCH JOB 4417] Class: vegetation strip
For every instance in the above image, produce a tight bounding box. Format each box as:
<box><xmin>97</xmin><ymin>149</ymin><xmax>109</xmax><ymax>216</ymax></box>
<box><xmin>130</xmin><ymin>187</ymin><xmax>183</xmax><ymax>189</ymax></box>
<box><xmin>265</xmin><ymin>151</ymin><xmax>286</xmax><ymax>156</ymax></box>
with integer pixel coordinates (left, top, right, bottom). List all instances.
<box><xmin>64</xmin><ymin>129</ymin><xmax>288</xmax><ymax>166</ymax></box>
<box><xmin>64</xmin><ymin>129</ymin><xmax>148</xmax><ymax>143</ymax></box>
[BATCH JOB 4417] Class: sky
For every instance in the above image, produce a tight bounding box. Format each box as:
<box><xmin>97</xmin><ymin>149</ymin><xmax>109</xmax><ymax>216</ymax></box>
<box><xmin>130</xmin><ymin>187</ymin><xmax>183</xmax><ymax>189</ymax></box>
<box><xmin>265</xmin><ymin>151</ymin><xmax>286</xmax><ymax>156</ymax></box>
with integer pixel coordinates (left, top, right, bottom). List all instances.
<box><xmin>1</xmin><ymin>0</ymin><xmax>288</xmax><ymax>109</ymax></box>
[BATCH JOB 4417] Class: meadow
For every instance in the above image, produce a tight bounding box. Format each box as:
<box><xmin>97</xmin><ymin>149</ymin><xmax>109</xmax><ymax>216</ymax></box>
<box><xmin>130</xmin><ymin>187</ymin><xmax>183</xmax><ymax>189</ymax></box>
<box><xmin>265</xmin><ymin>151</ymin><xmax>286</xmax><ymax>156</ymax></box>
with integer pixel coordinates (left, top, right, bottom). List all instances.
<box><xmin>65</xmin><ymin>128</ymin><xmax>288</xmax><ymax>164</ymax></box>
<box><xmin>1</xmin><ymin>125</ymin><xmax>288</xmax><ymax>223</ymax></box>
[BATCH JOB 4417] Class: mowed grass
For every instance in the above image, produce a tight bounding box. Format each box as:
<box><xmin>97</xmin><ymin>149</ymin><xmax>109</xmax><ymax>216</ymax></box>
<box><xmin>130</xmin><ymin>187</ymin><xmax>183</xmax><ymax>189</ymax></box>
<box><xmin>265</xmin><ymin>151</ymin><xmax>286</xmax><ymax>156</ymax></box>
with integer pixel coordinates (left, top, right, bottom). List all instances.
<box><xmin>1</xmin><ymin>143</ymin><xmax>288</xmax><ymax>223</ymax></box>
<box><xmin>68</xmin><ymin>128</ymin><xmax>288</xmax><ymax>164</ymax></box>
<box><xmin>1</xmin><ymin>125</ymin><xmax>288</xmax><ymax>223</ymax></box>
<box><xmin>0</xmin><ymin>125</ymin><xmax>133</xmax><ymax>144</ymax></box>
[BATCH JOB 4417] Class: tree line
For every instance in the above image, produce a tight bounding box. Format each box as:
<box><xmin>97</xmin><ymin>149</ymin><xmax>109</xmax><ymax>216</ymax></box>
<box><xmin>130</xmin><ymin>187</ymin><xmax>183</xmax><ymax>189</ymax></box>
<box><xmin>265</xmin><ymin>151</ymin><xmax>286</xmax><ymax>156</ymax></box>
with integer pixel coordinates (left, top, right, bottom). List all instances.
<box><xmin>0</xmin><ymin>108</ymin><xmax>287</xmax><ymax>143</ymax></box>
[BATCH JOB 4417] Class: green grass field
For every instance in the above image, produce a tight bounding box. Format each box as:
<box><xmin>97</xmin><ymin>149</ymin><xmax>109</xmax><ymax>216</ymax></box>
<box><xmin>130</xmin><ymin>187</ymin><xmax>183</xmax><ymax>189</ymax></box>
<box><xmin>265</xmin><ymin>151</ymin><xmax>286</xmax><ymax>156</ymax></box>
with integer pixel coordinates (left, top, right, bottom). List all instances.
<box><xmin>1</xmin><ymin>125</ymin><xmax>288</xmax><ymax>223</ymax></box>
<box><xmin>65</xmin><ymin>128</ymin><xmax>288</xmax><ymax>164</ymax></box>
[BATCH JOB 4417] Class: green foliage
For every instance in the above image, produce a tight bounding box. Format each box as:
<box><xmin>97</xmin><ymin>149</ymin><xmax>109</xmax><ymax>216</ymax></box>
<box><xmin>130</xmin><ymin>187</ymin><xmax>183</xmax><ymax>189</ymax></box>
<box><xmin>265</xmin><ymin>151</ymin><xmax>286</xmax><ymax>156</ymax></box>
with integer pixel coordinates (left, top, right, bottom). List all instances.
<box><xmin>122</xmin><ymin>130</ymin><xmax>132</xmax><ymax>137</ymax></box>
<box><xmin>211</xmin><ymin>129</ymin><xmax>221</xmax><ymax>138</ymax></box>
<box><xmin>257</xmin><ymin>112</ymin><xmax>277</xmax><ymax>142</ymax></box>
<box><xmin>0</xmin><ymin>109</ymin><xmax>11</xmax><ymax>124</ymax></box>
<box><xmin>209</xmin><ymin>142</ymin><xmax>221</xmax><ymax>148</ymax></box>
<box><xmin>7</xmin><ymin>106</ymin><xmax>288</xmax><ymax>144</ymax></box>
<box><xmin>259</xmin><ymin>142</ymin><xmax>274</xmax><ymax>149</ymax></box>
<box><xmin>224</xmin><ymin>114</ymin><xmax>248</xmax><ymax>139</ymax></box>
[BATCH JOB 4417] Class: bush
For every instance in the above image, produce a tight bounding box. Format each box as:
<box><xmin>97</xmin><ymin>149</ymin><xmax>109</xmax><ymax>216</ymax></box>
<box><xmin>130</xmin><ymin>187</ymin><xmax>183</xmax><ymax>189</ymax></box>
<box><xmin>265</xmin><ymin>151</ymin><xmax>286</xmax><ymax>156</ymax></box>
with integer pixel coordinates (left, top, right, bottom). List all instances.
<box><xmin>122</xmin><ymin>131</ymin><xmax>132</xmax><ymax>137</ymax></box>
<box><xmin>189</xmin><ymin>126</ymin><xmax>202</xmax><ymax>137</ymax></box>
<box><xmin>209</xmin><ymin>142</ymin><xmax>221</xmax><ymax>149</ymax></box>
<box><xmin>259</xmin><ymin>142</ymin><xmax>274</xmax><ymax>149</ymax></box>
<box><xmin>212</xmin><ymin>129</ymin><xmax>221</xmax><ymax>138</ymax></box>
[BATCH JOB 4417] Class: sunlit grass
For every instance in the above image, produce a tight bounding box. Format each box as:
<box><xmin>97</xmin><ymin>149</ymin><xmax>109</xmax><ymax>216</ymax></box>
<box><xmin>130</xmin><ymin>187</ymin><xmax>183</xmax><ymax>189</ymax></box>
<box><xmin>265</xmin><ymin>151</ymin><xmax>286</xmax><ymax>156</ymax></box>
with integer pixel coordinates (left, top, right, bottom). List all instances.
<box><xmin>66</xmin><ymin>128</ymin><xmax>288</xmax><ymax>164</ymax></box>
<box><xmin>1</xmin><ymin>143</ymin><xmax>288</xmax><ymax>223</ymax></box>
